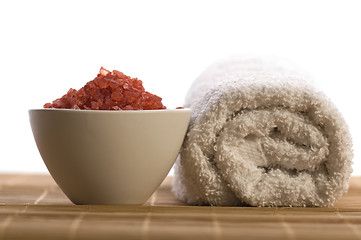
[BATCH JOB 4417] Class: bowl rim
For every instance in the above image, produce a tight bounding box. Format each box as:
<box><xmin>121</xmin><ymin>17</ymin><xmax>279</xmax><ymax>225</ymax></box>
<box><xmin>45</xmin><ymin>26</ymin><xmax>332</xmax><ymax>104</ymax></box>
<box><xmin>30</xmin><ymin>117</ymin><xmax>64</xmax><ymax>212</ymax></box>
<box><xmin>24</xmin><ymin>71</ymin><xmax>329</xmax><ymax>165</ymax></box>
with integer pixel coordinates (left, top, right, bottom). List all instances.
<box><xmin>28</xmin><ymin>108</ymin><xmax>191</xmax><ymax>114</ymax></box>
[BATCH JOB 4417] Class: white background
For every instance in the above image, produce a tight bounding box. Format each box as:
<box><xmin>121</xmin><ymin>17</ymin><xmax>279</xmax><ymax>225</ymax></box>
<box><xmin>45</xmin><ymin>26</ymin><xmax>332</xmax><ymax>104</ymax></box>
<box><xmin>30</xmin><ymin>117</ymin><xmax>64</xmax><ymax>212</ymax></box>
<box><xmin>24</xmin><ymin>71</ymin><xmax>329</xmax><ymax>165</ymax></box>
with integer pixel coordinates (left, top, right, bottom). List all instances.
<box><xmin>0</xmin><ymin>0</ymin><xmax>360</xmax><ymax>174</ymax></box>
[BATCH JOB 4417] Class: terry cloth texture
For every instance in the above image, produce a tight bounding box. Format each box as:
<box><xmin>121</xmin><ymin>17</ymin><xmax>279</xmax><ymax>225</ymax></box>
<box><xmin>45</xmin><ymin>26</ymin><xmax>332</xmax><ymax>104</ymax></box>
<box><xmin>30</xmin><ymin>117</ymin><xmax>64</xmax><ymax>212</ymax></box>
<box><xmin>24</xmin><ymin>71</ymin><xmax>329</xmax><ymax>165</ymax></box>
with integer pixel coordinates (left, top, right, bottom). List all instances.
<box><xmin>172</xmin><ymin>56</ymin><xmax>353</xmax><ymax>207</ymax></box>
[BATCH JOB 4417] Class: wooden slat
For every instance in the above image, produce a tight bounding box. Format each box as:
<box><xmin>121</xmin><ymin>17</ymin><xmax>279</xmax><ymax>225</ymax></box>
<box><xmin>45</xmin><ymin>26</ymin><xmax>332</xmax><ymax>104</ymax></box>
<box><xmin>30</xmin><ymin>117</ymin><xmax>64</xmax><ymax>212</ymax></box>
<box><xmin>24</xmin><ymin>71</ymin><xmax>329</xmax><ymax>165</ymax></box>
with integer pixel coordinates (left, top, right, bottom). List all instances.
<box><xmin>1</xmin><ymin>174</ymin><xmax>361</xmax><ymax>240</ymax></box>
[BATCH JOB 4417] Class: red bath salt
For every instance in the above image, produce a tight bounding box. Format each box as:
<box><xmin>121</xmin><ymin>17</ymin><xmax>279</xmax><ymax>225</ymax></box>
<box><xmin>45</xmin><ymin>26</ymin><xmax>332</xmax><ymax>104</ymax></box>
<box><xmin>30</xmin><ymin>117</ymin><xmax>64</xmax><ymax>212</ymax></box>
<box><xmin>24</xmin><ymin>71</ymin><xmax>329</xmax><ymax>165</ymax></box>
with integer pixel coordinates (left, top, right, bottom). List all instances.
<box><xmin>44</xmin><ymin>67</ymin><xmax>166</xmax><ymax>110</ymax></box>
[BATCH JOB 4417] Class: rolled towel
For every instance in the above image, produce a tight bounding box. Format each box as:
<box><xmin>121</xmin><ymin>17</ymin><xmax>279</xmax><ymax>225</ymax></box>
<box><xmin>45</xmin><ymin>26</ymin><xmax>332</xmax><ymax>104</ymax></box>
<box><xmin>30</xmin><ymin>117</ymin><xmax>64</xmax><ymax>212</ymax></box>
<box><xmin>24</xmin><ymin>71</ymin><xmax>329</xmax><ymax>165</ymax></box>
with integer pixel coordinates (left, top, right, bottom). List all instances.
<box><xmin>172</xmin><ymin>56</ymin><xmax>353</xmax><ymax>207</ymax></box>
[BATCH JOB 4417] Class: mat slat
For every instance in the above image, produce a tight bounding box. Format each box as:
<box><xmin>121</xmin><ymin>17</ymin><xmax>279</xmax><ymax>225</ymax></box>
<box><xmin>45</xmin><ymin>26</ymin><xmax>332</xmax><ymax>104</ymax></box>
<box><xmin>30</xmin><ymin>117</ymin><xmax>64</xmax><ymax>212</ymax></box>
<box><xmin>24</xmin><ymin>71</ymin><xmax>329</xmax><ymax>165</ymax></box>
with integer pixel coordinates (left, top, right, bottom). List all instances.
<box><xmin>1</xmin><ymin>174</ymin><xmax>361</xmax><ymax>240</ymax></box>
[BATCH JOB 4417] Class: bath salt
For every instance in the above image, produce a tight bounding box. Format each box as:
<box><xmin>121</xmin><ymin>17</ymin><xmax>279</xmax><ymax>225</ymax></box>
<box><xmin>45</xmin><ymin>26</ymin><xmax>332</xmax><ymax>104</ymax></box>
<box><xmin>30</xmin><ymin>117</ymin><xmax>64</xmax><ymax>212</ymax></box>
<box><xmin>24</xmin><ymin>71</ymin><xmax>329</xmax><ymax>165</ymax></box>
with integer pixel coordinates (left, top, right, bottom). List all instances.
<box><xmin>44</xmin><ymin>67</ymin><xmax>166</xmax><ymax>110</ymax></box>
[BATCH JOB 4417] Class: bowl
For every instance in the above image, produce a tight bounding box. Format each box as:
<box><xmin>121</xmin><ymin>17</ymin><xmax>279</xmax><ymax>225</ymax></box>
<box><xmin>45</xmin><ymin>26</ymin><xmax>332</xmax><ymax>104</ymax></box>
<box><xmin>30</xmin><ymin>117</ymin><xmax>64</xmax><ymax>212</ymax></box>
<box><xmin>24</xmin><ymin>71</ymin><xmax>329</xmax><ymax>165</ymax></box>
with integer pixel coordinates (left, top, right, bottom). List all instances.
<box><xmin>29</xmin><ymin>108</ymin><xmax>191</xmax><ymax>205</ymax></box>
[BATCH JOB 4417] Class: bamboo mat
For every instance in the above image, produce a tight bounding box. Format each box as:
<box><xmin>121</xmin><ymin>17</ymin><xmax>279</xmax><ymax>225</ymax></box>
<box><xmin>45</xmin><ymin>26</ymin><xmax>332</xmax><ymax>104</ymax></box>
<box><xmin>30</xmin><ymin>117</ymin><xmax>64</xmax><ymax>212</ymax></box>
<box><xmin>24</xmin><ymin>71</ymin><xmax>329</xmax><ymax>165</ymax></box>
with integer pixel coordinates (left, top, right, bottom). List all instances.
<box><xmin>1</xmin><ymin>174</ymin><xmax>361</xmax><ymax>240</ymax></box>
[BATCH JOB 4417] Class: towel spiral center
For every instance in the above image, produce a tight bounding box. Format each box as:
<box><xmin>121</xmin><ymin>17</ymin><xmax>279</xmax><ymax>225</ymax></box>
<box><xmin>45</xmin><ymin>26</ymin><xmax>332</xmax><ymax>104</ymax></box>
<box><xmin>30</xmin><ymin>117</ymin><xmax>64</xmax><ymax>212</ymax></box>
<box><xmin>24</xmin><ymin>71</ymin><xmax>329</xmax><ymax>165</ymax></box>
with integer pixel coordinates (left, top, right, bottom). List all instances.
<box><xmin>215</xmin><ymin>108</ymin><xmax>329</xmax><ymax>174</ymax></box>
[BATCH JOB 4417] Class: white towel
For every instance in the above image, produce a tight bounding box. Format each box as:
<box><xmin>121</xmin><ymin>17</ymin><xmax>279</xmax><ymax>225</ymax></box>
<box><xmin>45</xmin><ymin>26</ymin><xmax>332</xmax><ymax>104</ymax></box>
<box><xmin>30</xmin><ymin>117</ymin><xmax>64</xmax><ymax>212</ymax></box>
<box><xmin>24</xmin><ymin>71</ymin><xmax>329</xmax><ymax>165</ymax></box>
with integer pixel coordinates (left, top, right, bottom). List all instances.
<box><xmin>172</xmin><ymin>56</ymin><xmax>353</xmax><ymax>207</ymax></box>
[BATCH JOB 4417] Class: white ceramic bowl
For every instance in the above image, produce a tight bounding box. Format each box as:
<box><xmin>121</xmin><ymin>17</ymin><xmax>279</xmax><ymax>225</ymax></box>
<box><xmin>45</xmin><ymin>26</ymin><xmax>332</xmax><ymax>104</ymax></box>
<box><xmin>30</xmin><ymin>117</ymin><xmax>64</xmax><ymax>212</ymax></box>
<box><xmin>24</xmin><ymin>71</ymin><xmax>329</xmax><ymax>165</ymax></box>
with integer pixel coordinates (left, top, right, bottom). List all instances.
<box><xmin>29</xmin><ymin>108</ymin><xmax>191</xmax><ymax>205</ymax></box>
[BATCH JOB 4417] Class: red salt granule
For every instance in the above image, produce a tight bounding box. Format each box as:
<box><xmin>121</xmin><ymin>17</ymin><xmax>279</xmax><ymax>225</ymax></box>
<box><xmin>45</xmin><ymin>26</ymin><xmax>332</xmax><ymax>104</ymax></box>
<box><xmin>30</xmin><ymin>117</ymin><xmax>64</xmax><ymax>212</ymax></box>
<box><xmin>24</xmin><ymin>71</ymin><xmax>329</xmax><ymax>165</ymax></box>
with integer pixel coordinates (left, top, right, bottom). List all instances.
<box><xmin>44</xmin><ymin>67</ymin><xmax>166</xmax><ymax>110</ymax></box>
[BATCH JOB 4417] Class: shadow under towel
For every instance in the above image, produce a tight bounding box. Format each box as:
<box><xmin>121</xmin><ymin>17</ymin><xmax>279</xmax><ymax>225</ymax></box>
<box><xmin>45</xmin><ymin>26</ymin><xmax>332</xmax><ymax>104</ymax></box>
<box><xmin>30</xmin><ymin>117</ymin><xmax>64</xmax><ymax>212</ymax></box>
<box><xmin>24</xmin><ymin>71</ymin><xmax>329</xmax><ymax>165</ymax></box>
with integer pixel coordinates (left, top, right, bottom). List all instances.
<box><xmin>172</xmin><ymin>56</ymin><xmax>353</xmax><ymax>207</ymax></box>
